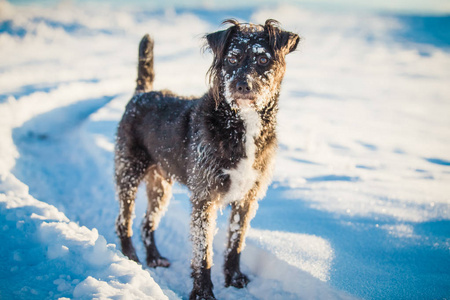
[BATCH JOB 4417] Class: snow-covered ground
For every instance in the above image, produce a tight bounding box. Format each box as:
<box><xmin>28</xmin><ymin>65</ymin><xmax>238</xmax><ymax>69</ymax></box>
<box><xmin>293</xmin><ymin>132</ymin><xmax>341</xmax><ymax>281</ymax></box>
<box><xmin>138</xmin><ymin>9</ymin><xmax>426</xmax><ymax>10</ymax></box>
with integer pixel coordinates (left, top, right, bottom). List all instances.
<box><xmin>1</xmin><ymin>1</ymin><xmax>449</xmax><ymax>299</ymax></box>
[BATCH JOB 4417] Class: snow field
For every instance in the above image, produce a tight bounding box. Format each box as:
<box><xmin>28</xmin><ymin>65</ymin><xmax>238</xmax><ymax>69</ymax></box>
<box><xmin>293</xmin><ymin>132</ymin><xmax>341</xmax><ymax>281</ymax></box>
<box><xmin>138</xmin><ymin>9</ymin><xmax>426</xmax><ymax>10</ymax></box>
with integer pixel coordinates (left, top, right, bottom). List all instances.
<box><xmin>1</xmin><ymin>1</ymin><xmax>449</xmax><ymax>299</ymax></box>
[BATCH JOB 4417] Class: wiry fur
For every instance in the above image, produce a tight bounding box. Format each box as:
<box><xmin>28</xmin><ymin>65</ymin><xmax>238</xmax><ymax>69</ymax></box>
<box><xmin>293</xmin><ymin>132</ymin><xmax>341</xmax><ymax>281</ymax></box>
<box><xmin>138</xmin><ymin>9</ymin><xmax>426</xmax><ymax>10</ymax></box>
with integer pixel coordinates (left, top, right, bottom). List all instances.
<box><xmin>114</xmin><ymin>19</ymin><xmax>299</xmax><ymax>299</ymax></box>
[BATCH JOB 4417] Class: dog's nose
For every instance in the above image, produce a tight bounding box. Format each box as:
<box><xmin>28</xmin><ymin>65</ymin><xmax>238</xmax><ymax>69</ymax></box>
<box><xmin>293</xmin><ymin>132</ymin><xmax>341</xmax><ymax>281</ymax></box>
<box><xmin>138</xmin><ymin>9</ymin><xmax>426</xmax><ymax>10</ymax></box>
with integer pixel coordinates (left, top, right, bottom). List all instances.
<box><xmin>236</xmin><ymin>81</ymin><xmax>252</xmax><ymax>93</ymax></box>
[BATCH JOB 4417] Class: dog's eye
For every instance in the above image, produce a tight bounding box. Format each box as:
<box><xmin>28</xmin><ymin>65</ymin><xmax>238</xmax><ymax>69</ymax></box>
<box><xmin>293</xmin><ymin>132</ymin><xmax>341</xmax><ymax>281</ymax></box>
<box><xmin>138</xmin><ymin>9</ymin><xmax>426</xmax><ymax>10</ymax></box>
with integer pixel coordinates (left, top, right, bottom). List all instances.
<box><xmin>257</xmin><ymin>55</ymin><xmax>269</xmax><ymax>66</ymax></box>
<box><xmin>227</xmin><ymin>56</ymin><xmax>238</xmax><ymax>65</ymax></box>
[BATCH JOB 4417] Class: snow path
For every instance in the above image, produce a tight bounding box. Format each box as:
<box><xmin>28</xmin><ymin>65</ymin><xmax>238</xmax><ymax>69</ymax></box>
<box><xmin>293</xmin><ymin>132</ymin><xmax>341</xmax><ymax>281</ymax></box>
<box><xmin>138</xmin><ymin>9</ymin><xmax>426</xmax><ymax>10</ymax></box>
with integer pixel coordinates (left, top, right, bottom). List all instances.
<box><xmin>1</xmin><ymin>2</ymin><xmax>450</xmax><ymax>299</ymax></box>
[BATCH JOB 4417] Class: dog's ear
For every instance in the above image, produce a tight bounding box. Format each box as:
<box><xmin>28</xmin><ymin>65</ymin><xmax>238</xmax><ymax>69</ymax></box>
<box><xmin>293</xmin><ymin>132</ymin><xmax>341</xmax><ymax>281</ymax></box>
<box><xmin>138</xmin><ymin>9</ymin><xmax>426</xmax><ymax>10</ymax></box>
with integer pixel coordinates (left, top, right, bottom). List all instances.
<box><xmin>264</xmin><ymin>19</ymin><xmax>300</xmax><ymax>57</ymax></box>
<box><xmin>279</xmin><ymin>31</ymin><xmax>300</xmax><ymax>55</ymax></box>
<box><xmin>206</xmin><ymin>29</ymin><xmax>229</xmax><ymax>57</ymax></box>
<box><xmin>205</xmin><ymin>19</ymin><xmax>238</xmax><ymax>58</ymax></box>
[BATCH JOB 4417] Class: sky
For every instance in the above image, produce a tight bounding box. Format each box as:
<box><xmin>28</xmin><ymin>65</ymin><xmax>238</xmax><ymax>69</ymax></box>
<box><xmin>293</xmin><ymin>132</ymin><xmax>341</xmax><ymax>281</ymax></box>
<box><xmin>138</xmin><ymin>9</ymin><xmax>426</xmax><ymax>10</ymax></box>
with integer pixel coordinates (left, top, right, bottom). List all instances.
<box><xmin>7</xmin><ymin>0</ymin><xmax>450</xmax><ymax>14</ymax></box>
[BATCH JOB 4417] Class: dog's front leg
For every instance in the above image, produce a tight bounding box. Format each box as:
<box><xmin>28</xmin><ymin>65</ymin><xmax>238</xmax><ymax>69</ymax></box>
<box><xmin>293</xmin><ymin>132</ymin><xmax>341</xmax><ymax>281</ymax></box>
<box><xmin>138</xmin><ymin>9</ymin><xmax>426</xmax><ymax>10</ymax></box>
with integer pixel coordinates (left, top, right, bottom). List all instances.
<box><xmin>224</xmin><ymin>198</ymin><xmax>258</xmax><ymax>288</ymax></box>
<box><xmin>190</xmin><ymin>197</ymin><xmax>218</xmax><ymax>300</ymax></box>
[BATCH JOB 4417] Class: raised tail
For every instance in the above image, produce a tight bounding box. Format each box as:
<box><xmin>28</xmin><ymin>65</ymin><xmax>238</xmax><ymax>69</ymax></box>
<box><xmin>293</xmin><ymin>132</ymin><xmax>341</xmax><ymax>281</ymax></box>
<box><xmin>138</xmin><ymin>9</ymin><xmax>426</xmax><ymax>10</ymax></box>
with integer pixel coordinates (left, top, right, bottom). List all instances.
<box><xmin>134</xmin><ymin>34</ymin><xmax>155</xmax><ymax>95</ymax></box>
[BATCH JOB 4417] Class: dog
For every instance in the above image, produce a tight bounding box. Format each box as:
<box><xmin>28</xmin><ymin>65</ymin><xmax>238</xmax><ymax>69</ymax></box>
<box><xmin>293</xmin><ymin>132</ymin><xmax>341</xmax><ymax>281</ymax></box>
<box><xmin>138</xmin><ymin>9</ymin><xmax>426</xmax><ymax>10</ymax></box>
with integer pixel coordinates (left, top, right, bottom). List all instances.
<box><xmin>114</xmin><ymin>19</ymin><xmax>299</xmax><ymax>300</ymax></box>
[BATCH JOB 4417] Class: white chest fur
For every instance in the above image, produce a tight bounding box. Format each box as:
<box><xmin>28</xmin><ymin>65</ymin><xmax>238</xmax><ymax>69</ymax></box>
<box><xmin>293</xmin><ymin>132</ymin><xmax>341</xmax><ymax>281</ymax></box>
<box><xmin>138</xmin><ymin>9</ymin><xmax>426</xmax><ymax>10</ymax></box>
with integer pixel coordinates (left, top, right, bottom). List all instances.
<box><xmin>221</xmin><ymin>107</ymin><xmax>261</xmax><ymax>205</ymax></box>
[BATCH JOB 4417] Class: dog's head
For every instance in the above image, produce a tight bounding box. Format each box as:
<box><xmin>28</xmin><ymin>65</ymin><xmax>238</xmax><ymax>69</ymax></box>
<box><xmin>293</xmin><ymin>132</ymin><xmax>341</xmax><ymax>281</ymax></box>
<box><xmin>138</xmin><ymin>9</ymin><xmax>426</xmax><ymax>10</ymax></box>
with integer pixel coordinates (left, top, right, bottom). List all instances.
<box><xmin>206</xmin><ymin>19</ymin><xmax>299</xmax><ymax>110</ymax></box>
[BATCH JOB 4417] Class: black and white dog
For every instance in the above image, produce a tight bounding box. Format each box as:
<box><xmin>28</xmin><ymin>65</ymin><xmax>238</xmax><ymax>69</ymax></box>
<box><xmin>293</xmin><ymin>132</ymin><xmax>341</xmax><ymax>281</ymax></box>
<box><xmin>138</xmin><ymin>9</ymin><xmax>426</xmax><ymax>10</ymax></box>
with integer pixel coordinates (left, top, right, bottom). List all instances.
<box><xmin>115</xmin><ymin>19</ymin><xmax>299</xmax><ymax>299</ymax></box>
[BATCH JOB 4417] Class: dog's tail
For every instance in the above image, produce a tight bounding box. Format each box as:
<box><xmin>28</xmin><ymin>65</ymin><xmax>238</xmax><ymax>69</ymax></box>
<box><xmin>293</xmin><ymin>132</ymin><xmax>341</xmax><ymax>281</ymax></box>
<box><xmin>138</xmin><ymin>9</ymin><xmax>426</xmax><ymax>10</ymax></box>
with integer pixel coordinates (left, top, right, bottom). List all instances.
<box><xmin>134</xmin><ymin>34</ymin><xmax>155</xmax><ymax>95</ymax></box>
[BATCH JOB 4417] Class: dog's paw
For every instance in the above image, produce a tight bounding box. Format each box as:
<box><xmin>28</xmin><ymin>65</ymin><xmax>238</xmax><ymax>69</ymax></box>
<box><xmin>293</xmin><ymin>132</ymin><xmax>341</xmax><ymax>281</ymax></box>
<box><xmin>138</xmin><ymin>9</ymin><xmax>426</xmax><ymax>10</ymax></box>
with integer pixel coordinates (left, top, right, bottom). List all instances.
<box><xmin>146</xmin><ymin>256</ymin><xmax>171</xmax><ymax>268</ymax></box>
<box><xmin>126</xmin><ymin>252</ymin><xmax>140</xmax><ymax>264</ymax></box>
<box><xmin>120</xmin><ymin>238</ymin><xmax>140</xmax><ymax>264</ymax></box>
<box><xmin>225</xmin><ymin>271</ymin><xmax>250</xmax><ymax>289</ymax></box>
<box><xmin>189</xmin><ymin>288</ymin><xmax>216</xmax><ymax>300</ymax></box>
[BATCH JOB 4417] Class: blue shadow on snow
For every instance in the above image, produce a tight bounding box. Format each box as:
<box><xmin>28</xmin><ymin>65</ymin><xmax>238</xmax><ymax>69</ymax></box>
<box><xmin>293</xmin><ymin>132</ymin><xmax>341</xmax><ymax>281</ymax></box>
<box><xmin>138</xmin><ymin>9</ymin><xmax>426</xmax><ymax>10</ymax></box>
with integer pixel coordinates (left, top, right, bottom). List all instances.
<box><xmin>250</xmin><ymin>186</ymin><xmax>450</xmax><ymax>300</ymax></box>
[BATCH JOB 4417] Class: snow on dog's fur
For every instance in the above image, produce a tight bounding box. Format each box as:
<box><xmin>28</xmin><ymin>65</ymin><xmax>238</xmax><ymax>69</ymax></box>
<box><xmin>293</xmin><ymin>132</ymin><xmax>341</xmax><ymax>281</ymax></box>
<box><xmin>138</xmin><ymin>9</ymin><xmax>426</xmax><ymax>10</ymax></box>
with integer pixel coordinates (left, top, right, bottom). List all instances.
<box><xmin>114</xmin><ymin>19</ymin><xmax>299</xmax><ymax>300</ymax></box>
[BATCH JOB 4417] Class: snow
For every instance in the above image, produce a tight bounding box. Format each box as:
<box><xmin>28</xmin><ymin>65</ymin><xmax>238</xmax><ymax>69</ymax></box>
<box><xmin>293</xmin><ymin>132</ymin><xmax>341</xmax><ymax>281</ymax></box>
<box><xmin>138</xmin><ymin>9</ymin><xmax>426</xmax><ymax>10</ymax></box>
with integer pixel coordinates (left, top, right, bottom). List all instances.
<box><xmin>0</xmin><ymin>174</ymin><xmax>167</xmax><ymax>299</ymax></box>
<box><xmin>1</xmin><ymin>1</ymin><xmax>450</xmax><ymax>299</ymax></box>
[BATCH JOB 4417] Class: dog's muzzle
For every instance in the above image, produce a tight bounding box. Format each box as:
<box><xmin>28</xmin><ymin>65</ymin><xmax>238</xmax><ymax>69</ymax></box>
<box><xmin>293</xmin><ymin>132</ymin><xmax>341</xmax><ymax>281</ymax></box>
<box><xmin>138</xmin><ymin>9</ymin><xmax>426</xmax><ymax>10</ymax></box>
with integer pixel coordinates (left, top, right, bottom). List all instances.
<box><xmin>235</xmin><ymin>80</ymin><xmax>256</xmax><ymax>103</ymax></box>
<box><xmin>236</xmin><ymin>81</ymin><xmax>252</xmax><ymax>93</ymax></box>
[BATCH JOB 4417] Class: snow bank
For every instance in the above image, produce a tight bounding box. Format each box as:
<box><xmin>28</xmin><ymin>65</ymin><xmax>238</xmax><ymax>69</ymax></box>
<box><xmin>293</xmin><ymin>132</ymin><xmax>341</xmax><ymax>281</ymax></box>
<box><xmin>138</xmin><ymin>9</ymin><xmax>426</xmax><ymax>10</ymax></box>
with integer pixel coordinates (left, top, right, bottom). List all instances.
<box><xmin>0</xmin><ymin>173</ymin><xmax>167</xmax><ymax>299</ymax></box>
<box><xmin>247</xmin><ymin>229</ymin><xmax>333</xmax><ymax>282</ymax></box>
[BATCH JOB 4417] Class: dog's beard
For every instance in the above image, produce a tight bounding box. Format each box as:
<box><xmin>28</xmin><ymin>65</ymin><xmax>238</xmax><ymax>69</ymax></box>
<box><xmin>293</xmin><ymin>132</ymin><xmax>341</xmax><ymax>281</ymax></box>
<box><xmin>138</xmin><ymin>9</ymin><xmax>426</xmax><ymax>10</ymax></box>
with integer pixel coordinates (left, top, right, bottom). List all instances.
<box><xmin>222</xmin><ymin>70</ymin><xmax>278</xmax><ymax>111</ymax></box>
<box><xmin>235</xmin><ymin>98</ymin><xmax>255</xmax><ymax>108</ymax></box>
<box><xmin>225</xmin><ymin>89</ymin><xmax>273</xmax><ymax>111</ymax></box>
<box><xmin>225</xmin><ymin>91</ymin><xmax>258</xmax><ymax>110</ymax></box>
<box><xmin>223</xmin><ymin>83</ymin><xmax>269</xmax><ymax>111</ymax></box>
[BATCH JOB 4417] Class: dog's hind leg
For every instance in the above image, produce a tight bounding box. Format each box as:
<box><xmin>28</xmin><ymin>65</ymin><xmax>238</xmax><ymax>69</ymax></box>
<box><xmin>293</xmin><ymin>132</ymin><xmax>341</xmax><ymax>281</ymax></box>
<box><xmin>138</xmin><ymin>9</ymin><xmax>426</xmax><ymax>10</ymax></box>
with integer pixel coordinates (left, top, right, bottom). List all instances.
<box><xmin>115</xmin><ymin>145</ymin><xmax>151</xmax><ymax>263</ymax></box>
<box><xmin>141</xmin><ymin>165</ymin><xmax>172</xmax><ymax>268</ymax></box>
<box><xmin>224</xmin><ymin>197</ymin><xmax>258</xmax><ymax>288</ymax></box>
